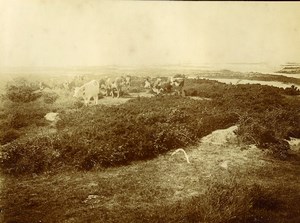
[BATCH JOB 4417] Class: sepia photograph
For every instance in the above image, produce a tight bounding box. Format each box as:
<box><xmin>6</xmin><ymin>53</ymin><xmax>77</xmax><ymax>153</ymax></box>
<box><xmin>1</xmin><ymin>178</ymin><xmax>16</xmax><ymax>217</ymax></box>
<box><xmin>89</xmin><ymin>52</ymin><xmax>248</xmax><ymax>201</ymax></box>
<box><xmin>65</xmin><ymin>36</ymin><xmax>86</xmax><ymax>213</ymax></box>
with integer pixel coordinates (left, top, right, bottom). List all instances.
<box><xmin>0</xmin><ymin>0</ymin><xmax>300</xmax><ymax>222</ymax></box>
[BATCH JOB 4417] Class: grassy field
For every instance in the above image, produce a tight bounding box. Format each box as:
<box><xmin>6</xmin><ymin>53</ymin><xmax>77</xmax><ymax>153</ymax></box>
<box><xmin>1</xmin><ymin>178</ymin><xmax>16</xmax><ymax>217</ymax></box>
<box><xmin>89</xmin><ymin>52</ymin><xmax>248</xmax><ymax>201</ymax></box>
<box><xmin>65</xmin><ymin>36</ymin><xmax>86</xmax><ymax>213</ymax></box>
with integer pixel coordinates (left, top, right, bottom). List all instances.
<box><xmin>0</xmin><ymin>74</ymin><xmax>300</xmax><ymax>222</ymax></box>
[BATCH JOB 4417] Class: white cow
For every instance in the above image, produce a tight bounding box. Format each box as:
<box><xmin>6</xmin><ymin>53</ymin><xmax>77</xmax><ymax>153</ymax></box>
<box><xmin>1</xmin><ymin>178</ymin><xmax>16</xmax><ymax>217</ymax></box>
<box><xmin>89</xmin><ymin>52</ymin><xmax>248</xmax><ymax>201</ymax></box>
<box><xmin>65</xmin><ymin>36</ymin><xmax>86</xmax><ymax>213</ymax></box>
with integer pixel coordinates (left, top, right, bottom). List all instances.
<box><xmin>73</xmin><ymin>80</ymin><xmax>100</xmax><ymax>106</ymax></box>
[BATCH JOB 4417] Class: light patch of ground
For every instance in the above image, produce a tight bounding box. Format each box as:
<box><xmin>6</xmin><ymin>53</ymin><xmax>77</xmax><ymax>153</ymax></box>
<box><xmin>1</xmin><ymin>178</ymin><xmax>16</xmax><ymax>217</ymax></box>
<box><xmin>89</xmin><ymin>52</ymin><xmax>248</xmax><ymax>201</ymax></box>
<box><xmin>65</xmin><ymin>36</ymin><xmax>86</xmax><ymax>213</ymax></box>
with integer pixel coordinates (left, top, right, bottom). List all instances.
<box><xmin>180</xmin><ymin>126</ymin><xmax>266</xmax><ymax>180</ymax></box>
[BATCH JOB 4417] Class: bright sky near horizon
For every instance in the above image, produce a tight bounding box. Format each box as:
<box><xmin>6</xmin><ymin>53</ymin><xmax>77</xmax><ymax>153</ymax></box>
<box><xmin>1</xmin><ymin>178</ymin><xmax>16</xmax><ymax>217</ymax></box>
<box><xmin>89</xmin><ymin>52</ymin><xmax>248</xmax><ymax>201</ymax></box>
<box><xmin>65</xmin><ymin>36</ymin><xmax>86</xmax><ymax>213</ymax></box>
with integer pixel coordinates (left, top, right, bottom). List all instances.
<box><xmin>0</xmin><ymin>0</ymin><xmax>300</xmax><ymax>67</ymax></box>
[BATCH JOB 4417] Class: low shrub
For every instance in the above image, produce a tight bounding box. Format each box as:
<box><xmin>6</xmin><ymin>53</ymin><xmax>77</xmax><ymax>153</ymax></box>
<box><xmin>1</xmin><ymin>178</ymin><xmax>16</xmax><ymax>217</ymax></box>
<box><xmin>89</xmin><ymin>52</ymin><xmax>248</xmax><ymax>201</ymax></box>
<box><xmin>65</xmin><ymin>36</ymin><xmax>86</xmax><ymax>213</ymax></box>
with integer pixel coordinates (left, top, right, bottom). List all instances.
<box><xmin>1</xmin><ymin>101</ymin><xmax>49</xmax><ymax>129</ymax></box>
<box><xmin>5</xmin><ymin>78</ymin><xmax>41</xmax><ymax>103</ymax></box>
<box><xmin>0</xmin><ymin>129</ymin><xmax>20</xmax><ymax>145</ymax></box>
<box><xmin>184</xmin><ymin>79</ymin><xmax>228</xmax><ymax>98</ymax></box>
<box><xmin>235</xmin><ymin>108</ymin><xmax>300</xmax><ymax>158</ymax></box>
<box><xmin>283</xmin><ymin>85</ymin><xmax>300</xmax><ymax>96</ymax></box>
<box><xmin>0</xmin><ymin>135</ymin><xmax>62</xmax><ymax>175</ymax></box>
<box><xmin>42</xmin><ymin>91</ymin><xmax>59</xmax><ymax>104</ymax></box>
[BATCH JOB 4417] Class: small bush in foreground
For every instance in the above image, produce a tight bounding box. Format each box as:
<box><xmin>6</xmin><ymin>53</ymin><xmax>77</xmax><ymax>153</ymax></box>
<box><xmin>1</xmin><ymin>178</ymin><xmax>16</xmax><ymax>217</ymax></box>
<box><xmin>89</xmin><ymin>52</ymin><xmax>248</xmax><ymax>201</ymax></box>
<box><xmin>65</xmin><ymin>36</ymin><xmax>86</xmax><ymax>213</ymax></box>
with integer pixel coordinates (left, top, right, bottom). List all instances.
<box><xmin>236</xmin><ymin>109</ymin><xmax>300</xmax><ymax>158</ymax></box>
<box><xmin>0</xmin><ymin>135</ymin><xmax>61</xmax><ymax>175</ymax></box>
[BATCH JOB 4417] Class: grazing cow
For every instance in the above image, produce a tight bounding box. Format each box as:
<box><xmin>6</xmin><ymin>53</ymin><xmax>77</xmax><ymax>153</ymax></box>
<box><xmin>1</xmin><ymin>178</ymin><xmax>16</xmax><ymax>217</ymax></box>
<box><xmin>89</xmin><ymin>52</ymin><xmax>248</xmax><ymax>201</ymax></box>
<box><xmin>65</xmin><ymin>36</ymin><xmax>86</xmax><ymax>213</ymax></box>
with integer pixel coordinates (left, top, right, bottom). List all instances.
<box><xmin>102</xmin><ymin>78</ymin><xmax>113</xmax><ymax>96</ymax></box>
<box><xmin>124</xmin><ymin>75</ymin><xmax>131</xmax><ymax>91</ymax></box>
<box><xmin>111</xmin><ymin>77</ymin><xmax>126</xmax><ymax>98</ymax></box>
<box><xmin>153</xmin><ymin>78</ymin><xmax>162</xmax><ymax>88</ymax></box>
<box><xmin>157</xmin><ymin>80</ymin><xmax>172</xmax><ymax>94</ymax></box>
<box><xmin>150</xmin><ymin>78</ymin><xmax>172</xmax><ymax>95</ymax></box>
<box><xmin>170</xmin><ymin>77</ymin><xmax>185</xmax><ymax>96</ymax></box>
<box><xmin>100</xmin><ymin>77</ymin><xmax>126</xmax><ymax>98</ymax></box>
<box><xmin>144</xmin><ymin>78</ymin><xmax>152</xmax><ymax>89</ymax></box>
<box><xmin>73</xmin><ymin>80</ymin><xmax>100</xmax><ymax>106</ymax></box>
<box><xmin>144</xmin><ymin>77</ymin><xmax>171</xmax><ymax>95</ymax></box>
<box><xmin>99</xmin><ymin>78</ymin><xmax>108</xmax><ymax>95</ymax></box>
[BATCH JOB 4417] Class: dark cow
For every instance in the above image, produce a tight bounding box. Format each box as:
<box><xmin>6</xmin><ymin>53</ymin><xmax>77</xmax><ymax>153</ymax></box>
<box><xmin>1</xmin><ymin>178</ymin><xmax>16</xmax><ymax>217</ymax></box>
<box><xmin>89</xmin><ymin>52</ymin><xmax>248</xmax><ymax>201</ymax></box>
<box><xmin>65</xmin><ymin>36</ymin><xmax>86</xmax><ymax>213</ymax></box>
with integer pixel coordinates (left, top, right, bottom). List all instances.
<box><xmin>170</xmin><ymin>77</ymin><xmax>185</xmax><ymax>96</ymax></box>
<box><xmin>101</xmin><ymin>77</ymin><xmax>126</xmax><ymax>98</ymax></box>
<box><xmin>111</xmin><ymin>77</ymin><xmax>126</xmax><ymax>98</ymax></box>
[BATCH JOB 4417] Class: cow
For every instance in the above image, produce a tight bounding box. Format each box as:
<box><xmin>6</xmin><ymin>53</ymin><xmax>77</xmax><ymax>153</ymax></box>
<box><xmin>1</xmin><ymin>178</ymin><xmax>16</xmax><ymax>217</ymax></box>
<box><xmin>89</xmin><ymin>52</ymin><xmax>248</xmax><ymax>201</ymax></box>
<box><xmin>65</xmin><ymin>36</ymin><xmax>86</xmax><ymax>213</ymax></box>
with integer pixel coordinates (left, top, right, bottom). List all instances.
<box><xmin>144</xmin><ymin>77</ymin><xmax>170</xmax><ymax>95</ymax></box>
<box><xmin>149</xmin><ymin>78</ymin><xmax>172</xmax><ymax>95</ymax></box>
<box><xmin>111</xmin><ymin>76</ymin><xmax>126</xmax><ymax>98</ymax></box>
<box><xmin>144</xmin><ymin>78</ymin><xmax>152</xmax><ymax>89</ymax></box>
<box><xmin>99</xmin><ymin>78</ymin><xmax>108</xmax><ymax>95</ymax></box>
<box><xmin>100</xmin><ymin>77</ymin><xmax>126</xmax><ymax>98</ymax></box>
<box><xmin>124</xmin><ymin>75</ymin><xmax>131</xmax><ymax>91</ymax></box>
<box><xmin>170</xmin><ymin>77</ymin><xmax>185</xmax><ymax>96</ymax></box>
<box><xmin>73</xmin><ymin>80</ymin><xmax>100</xmax><ymax>106</ymax></box>
<box><xmin>145</xmin><ymin>76</ymin><xmax>185</xmax><ymax>96</ymax></box>
<box><xmin>156</xmin><ymin>80</ymin><xmax>172</xmax><ymax>94</ymax></box>
<box><xmin>102</xmin><ymin>77</ymin><xmax>113</xmax><ymax>97</ymax></box>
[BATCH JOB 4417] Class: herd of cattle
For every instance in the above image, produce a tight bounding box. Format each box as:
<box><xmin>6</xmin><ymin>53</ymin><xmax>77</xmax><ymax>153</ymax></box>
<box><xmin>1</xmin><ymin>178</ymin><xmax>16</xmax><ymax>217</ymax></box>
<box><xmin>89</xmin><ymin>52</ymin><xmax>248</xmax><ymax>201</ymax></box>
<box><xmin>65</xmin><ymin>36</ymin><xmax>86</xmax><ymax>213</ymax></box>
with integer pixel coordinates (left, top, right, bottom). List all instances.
<box><xmin>39</xmin><ymin>74</ymin><xmax>185</xmax><ymax>106</ymax></box>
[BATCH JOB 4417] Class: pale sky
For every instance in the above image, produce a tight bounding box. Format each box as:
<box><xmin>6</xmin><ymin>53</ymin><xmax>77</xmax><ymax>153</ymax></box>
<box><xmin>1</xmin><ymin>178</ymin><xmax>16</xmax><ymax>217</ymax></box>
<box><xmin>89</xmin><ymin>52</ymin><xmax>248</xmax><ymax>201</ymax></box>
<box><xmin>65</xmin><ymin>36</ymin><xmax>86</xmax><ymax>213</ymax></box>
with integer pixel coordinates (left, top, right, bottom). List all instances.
<box><xmin>0</xmin><ymin>0</ymin><xmax>300</xmax><ymax>67</ymax></box>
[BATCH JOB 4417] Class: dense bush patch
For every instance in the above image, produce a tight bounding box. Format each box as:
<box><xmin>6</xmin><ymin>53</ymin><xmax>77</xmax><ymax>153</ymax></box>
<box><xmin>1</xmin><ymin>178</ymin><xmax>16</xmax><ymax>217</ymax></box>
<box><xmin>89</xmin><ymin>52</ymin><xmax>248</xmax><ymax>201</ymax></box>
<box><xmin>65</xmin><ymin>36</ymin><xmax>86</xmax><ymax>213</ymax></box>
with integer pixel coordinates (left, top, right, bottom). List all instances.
<box><xmin>0</xmin><ymin>135</ymin><xmax>62</xmax><ymax>174</ymax></box>
<box><xmin>1</xmin><ymin>96</ymin><xmax>238</xmax><ymax>175</ymax></box>
<box><xmin>183</xmin><ymin>80</ymin><xmax>300</xmax><ymax>158</ymax></box>
<box><xmin>5</xmin><ymin>78</ymin><xmax>42</xmax><ymax>103</ymax></box>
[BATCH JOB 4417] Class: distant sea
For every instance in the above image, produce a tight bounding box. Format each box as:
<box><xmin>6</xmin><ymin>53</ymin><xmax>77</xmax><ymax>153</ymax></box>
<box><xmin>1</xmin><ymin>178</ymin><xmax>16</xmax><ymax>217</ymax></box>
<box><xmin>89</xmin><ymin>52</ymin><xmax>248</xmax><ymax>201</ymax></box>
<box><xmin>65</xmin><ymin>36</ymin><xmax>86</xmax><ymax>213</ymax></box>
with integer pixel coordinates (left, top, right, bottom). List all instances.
<box><xmin>0</xmin><ymin>63</ymin><xmax>299</xmax><ymax>78</ymax></box>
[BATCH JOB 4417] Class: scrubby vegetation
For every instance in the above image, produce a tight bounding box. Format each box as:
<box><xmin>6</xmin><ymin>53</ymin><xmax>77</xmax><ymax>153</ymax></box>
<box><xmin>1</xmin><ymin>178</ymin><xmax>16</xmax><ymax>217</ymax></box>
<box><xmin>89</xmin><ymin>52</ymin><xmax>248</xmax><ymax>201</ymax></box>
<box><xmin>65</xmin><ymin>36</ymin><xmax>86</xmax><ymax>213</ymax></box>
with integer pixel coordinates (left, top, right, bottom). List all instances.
<box><xmin>1</xmin><ymin>74</ymin><xmax>300</xmax><ymax>223</ymax></box>
<box><xmin>5</xmin><ymin>78</ymin><xmax>42</xmax><ymax>103</ymax></box>
<box><xmin>1</xmin><ymin>96</ymin><xmax>238</xmax><ymax>175</ymax></box>
<box><xmin>184</xmin><ymin>79</ymin><xmax>300</xmax><ymax>157</ymax></box>
<box><xmin>0</xmin><ymin>78</ymin><xmax>83</xmax><ymax>145</ymax></box>
<box><xmin>0</xmin><ymin>77</ymin><xmax>299</xmax><ymax>176</ymax></box>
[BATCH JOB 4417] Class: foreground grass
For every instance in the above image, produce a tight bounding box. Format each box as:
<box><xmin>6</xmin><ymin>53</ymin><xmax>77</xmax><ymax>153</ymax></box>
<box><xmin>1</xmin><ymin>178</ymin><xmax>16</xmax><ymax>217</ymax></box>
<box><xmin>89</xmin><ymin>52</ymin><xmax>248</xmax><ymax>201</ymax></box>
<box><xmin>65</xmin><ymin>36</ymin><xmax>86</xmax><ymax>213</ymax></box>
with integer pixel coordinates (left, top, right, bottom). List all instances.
<box><xmin>1</xmin><ymin>128</ymin><xmax>300</xmax><ymax>223</ymax></box>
